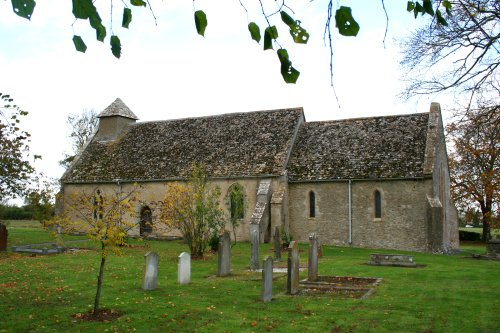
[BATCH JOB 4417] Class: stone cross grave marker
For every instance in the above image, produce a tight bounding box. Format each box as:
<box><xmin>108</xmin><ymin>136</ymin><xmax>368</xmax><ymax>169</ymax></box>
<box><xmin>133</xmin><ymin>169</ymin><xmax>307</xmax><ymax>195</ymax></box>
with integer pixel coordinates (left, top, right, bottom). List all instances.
<box><xmin>0</xmin><ymin>223</ymin><xmax>7</xmax><ymax>251</ymax></box>
<box><xmin>308</xmin><ymin>233</ymin><xmax>319</xmax><ymax>282</ymax></box>
<box><xmin>178</xmin><ymin>252</ymin><xmax>191</xmax><ymax>285</ymax></box>
<box><xmin>217</xmin><ymin>231</ymin><xmax>231</xmax><ymax>276</ymax></box>
<box><xmin>250</xmin><ymin>224</ymin><xmax>260</xmax><ymax>270</ymax></box>
<box><xmin>262</xmin><ymin>256</ymin><xmax>273</xmax><ymax>302</ymax></box>
<box><xmin>142</xmin><ymin>251</ymin><xmax>159</xmax><ymax>291</ymax></box>
<box><xmin>287</xmin><ymin>240</ymin><xmax>299</xmax><ymax>295</ymax></box>
<box><xmin>273</xmin><ymin>226</ymin><xmax>281</xmax><ymax>261</ymax></box>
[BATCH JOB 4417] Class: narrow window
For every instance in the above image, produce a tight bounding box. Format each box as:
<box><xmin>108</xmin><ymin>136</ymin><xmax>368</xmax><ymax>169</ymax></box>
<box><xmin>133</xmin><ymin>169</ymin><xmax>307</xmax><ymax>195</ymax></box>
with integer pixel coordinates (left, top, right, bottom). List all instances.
<box><xmin>93</xmin><ymin>190</ymin><xmax>103</xmax><ymax>220</ymax></box>
<box><xmin>309</xmin><ymin>191</ymin><xmax>316</xmax><ymax>218</ymax></box>
<box><xmin>374</xmin><ymin>190</ymin><xmax>382</xmax><ymax>219</ymax></box>
<box><xmin>140</xmin><ymin>206</ymin><xmax>153</xmax><ymax>235</ymax></box>
<box><xmin>229</xmin><ymin>184</ymin><xmax>245</xmax><ymax>221</ymax></box>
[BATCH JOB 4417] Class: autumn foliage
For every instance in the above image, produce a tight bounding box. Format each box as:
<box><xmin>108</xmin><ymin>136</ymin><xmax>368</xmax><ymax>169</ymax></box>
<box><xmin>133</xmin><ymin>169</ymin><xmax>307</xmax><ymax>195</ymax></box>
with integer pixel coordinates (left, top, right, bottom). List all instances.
<box><xmin>160</xmin><ymin>164</ymin><xmax>226</xmax><ymax>258</ymax></box>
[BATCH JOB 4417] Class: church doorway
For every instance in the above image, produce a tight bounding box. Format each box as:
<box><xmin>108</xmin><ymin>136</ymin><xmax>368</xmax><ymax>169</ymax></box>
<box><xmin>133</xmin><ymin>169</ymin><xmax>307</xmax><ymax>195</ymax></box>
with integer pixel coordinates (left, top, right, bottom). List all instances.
<box><xmin>140</xmin><ymin>206</ymin><xmax>153</xmax><ymax>236</ymax></box>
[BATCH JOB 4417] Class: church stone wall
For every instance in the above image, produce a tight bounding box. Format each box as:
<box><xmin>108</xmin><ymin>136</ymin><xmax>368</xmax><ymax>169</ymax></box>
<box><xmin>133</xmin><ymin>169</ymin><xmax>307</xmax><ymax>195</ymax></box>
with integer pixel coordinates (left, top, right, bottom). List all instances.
<box><xmin>288</xmin><ymin>179</ymin><xmax>433</xmax><ymax>252</ymax></box>
<box><xmin>62</xmin><ymin>177</ymin><xmax>281</xmax><ymax>241</ymax></box>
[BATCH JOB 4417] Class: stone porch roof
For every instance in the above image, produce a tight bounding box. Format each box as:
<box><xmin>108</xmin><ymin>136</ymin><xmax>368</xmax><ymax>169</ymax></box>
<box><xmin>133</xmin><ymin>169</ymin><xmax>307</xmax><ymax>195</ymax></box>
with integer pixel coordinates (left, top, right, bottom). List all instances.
<box><xmin>287</xmin><ymin>113</ymin><xmax>430</xmax><ymax>181</ymax></box>
<box><xmin>62</xmin><ymin>108</ymin><xmax>304</xmax><ymax>183</ymax></box>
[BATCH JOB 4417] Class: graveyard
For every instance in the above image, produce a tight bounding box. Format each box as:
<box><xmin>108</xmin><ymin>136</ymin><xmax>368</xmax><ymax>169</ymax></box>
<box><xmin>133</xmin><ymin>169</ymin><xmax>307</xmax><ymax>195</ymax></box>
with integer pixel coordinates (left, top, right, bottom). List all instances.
<box><xmin>1</xmin><ymin>224</ymin><xmax>499</xmax><ymax>332</ymax></box>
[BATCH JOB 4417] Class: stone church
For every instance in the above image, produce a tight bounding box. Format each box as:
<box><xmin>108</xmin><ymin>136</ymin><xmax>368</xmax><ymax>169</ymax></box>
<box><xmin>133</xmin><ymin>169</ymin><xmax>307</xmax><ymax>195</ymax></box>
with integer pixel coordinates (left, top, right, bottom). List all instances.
<box><xmin>60</xmin><ymin>98</ymin><xmax>459</xmax><ymax>252</ymax></box>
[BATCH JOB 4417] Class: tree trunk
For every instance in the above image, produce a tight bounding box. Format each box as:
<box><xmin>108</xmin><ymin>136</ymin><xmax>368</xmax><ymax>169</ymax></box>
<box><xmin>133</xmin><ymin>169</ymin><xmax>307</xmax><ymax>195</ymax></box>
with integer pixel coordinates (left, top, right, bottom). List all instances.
<box><xmin>93</xmin><ymin>243</ymin><xmax>106</xmax><ymax>317</ymax></box>
<box><xmin>481</xmin><ymin>210</ymin><xmax>492</xmax><ymax>242</ymax></box>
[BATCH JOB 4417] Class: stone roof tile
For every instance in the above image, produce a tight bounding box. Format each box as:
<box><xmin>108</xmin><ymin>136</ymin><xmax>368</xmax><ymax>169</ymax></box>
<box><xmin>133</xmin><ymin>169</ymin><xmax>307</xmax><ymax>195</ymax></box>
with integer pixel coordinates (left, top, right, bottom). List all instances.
<box><xmin>98</xmin><ymin>98</ymin><xmax>139</xmax><ymax>120</ymax></box>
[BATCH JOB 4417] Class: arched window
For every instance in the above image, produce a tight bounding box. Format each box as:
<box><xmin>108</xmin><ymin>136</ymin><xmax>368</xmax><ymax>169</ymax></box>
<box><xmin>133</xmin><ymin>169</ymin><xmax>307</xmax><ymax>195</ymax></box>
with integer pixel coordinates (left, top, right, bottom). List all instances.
<box><xmin>309</xmin><ymin>191</ymin><xmax>316</xmax><ymax>218</ymax></box>
<box><xmin>228</xmin><ymin>184</ymin><xmax>245</xmax><ymax>222</ymax></box>
<box><xmin>374</xmin><ymin>190</ymin><xmax>382</xmax><ymax>219</ymax></box>
<box><xmin>93</xmin><ymin>189</ymin><xmax>103</xmax><ymax>220</ymax></box>
<box><xmin>140</xmin><ymin>206</ymin><xmax>153</xmax><ymax>236</ymax></box>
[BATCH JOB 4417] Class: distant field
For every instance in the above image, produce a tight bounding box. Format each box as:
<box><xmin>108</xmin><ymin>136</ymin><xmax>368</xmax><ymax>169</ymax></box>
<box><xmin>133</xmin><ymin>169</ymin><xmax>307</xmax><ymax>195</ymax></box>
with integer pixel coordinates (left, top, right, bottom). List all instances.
<box><xmin>0</xmin><ymin>220</ymin><xmax>42</xmax><ymax>228</ymax></box>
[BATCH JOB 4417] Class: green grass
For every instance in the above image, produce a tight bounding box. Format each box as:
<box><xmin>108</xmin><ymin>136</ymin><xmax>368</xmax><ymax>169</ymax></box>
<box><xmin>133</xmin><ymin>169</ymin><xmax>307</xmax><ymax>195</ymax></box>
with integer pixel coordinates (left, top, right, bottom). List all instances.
<box><xmin>1</xmin><ymin>227</ymin><xmax>499</xmax><ymax>333</ymax></box>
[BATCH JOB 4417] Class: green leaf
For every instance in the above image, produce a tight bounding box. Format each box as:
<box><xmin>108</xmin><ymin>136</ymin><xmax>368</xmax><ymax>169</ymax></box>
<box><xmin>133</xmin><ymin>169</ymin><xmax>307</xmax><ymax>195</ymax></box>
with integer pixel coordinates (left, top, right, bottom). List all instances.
<box><xmin>90</xmin><ymin>17</ymin><xmax>106</xmax><ymax>42</ymax></box>
<box><xmin>414</xmin><ymin>2</ymin><xmax>424</xmax><ymax>18</ymax></box>
<box><xmin>248</xmin><ymin>22</ymin><xmax>261</xmax><ymax>43</ymax></box>
<box><xmin>335</xmin><ymin>6</ymin><xmax>359</xmax><ymax>37</ymax></box>
<box><xmin>277</xmin><ymin>49</ymin><xmax>300</xmax><ymax>84</ymax></box>
<box><xmin>194</xmin><ymin>10</ymin><xmax>207</xmax><ymax>37</ymax></box>
<box><xmin>280</xmin><ymin>11</ymin><xmax>295</xmax><ymax>26</ymax></box>
<box><xmin>280</xmin><ymin>11</ymin><xmax>309</xmax><ymax>44</ymax></box>
<box><xmin>122</xmin><ymin>8</ymin><xmax>132</xmax><ymax>28</ymax></box>
<box><xmin>436</xmin><ymin>10</ymin><xmax>448</xmax><ymax>26</ymax></box>
<box><xmin>110</xmin><ymin>35</ymin><xmax>121</xmax><ymax>59</ymax></box>
<box><xmin>11</xmin><ymin>0</ymin><xmax>36</xmax><ymax>20</ymax></box>
<box><xmin>263</xmin><ymin>26</ymin><xmax>278</xmax><ymax>50</ymax></box>
<box><xmin>72</xmin><ymin>0</ymin><xmax>97</xmax><ymax>20</ymax></box>
<box><xmin>406</xmin><ymin>1</ymin><xmax>415</xmax><ymax>12</ymax></box>
<box><xmin>72</xmin><ymin>35</ymin><xmax>87</xmax><ymax>53</ymax></box>
<box><xmin>423</xmin><ymin>0</ymin><xmax>434</xmax><ymax>16</ymax></box>
<box><xmin>442</xmin><ymin>0</ymin><xmax>452</xmax><ymax>16</ymax></box>
<box><xmin>130</xmin><ymin>0</ymin><xmax>146</xmax><ymax>6</ymax></box>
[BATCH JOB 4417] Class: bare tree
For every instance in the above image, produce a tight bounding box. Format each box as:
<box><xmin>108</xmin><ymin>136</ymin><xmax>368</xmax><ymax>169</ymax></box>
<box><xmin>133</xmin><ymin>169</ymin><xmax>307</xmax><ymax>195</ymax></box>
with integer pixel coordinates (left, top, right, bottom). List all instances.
<box><xmin>60</xmin><ymin>109</ymin><xmax>98</xmax><ymax>169</ymax></box>
<box><xmin>400</xmin><ymin>0</ymin><xmax>499</xmax><ymax>107</ymax></box>
<box><xmin>447</xmin><ymin>104</ymin><xmax>499</xmax><ymax>241</ymax></box>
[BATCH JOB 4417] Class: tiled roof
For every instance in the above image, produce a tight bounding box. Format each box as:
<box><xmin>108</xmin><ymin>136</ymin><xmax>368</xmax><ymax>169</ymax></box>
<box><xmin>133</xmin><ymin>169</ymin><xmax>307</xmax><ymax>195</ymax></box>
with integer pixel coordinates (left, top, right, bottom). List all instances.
<box><xmin>98</xmin><ymin>98</ymin><xmax>138</xmax><ymax>120</ymax></box>
<box><xmin>63</xmin><ymin>108</ymin><xmax>304</xmax><ymax>183</ymax></box>
<box><xmin>287</xmin><ymin>113</ymin><xmax>430</xmax><ymax>181</ymax></box>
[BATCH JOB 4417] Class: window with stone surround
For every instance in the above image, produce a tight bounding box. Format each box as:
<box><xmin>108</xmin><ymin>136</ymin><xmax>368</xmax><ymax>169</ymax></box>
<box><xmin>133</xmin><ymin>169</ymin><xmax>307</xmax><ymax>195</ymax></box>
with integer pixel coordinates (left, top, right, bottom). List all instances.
<box><xmin>374</xmin><ymin>190</ymin><xmax>382</xmax><ymax>219</ymax></box>
<box><xmin>140</xmin><ymin>206</ymin><xmax>153</xmax><ymax>235</ymax></box>
<box><xmin>309</xmin><ymin>191</ymin><xmax>316</xmax><ymax>218</ymax></box>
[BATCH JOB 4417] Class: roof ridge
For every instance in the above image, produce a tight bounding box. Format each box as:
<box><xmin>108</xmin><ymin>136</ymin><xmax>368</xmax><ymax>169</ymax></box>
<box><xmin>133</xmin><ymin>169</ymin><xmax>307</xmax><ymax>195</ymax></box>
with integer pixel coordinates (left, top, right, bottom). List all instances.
<box><xmin>305</xmin><ymin>112</ymin><xmax>428</xmax><ymax>125</ymax></box>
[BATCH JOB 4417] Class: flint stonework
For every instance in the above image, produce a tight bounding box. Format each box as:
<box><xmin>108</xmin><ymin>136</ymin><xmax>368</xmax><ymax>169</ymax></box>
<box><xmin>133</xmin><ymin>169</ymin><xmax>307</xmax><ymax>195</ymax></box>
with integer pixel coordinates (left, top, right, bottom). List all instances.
<box><xmin>217</xmin><ymin>231</ymin><xmax>231</xmax><ymax>276</ymax></box>
<box><xmin>142</xmin><ymin>251</ymin><xmax>159</xmax><ymax>290</ymax></box>
<box><xmin>262</xmin><ymin>256</ymin><xmax>273</xmax><ymax>302</ymax></box>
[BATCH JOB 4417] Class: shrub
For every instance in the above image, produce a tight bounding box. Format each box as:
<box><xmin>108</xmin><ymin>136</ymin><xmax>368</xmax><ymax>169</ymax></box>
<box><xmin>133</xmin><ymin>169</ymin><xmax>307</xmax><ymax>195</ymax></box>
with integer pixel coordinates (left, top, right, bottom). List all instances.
<box><xmin>208</xmin><ymin>232</ymin><xmax>219</xmax><ymax>252</ymax></box>
<box><xmin>459</xmin><ymin>230</ymin><xmax>481</xmax><ymax>241</ymax></box>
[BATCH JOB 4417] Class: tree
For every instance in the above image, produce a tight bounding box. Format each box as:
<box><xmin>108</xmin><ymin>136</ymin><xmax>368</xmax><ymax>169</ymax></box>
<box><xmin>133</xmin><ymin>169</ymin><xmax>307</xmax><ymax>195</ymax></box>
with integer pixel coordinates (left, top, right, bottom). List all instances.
<box><xmin>447</xmin><ymin>105</ymin><xmax>499</xmax><ymax>241</ymax></box>
<box><xmin>60</xmin><ymin>109</ymin><xmax>98</xmax><ymax>169</ymax></box>
<box><xmin>48</xmin><ymin>185</ymin><xmax>139</xmax><ymax>317</ymax></box>
<box><xmin>9</xmin><ymin>0</ymin><xmax>451</xmax><ymax>84</ymax></box>
<box><xmin>0</xmin><ymin>93</ymin><xmax>36</xmax><ymax>201</ymax></box>
<box><xmin>400</xmin><ymin>0</ymin><xmax>499</xmax><ymax>105</ymax></box>
<box><xmin>24</xmin><ymin>176</ymin><xmax>58</xmax><ymax>223</ymax></box>
<box><xmin>160</xmin><ymin>164</ymin><xmax>226</xmax><ymax>258</ymax></box>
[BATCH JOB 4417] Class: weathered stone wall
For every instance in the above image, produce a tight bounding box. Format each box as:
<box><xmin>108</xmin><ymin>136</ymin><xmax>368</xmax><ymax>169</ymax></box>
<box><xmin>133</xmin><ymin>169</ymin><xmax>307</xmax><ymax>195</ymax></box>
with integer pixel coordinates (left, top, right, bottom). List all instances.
<box><xmin>288</xmin><ymin>179</ymin><xmax>432</xmax><ymax>252</ymax></box>
<box><xmin>62</xmin><ymin>177</ymin><xmax>282</xmax><ymax>241</ymax></box>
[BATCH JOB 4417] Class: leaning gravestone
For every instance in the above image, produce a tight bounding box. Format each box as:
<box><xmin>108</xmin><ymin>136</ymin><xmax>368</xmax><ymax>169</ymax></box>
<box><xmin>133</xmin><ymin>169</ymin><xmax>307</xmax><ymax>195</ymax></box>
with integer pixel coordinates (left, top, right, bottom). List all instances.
<box><xmin>217</xmin><ymin>231</ymin><xmax>231</xmax><ymax>276</ymax></box>
<box><xmin>0</xmin><ymin>223</ymin><xmax>7</xmax><ymax>251</ymax></box>
<box><xmin>273</xmin><ymin>227</ymin><xmax>281</xmax><ymax>261</ymax></box>
<box><xmin>308</xmin><ymin>233</ymin><xmax>319</xmax><ymax>282</ymax></box>
<box><xmin>250</xmin><ymin>225</ymin><xmax>260</xmax><ymax>270</ymax></box>
<box><xmin>142</xmin><ymin>251</ymin><xmax>159</xmax><ymax>290</ymax></box>
<box><xmin>178</xmin><ymin>252</ymin><xmax>191</xmax><ymax>285</ymax></box>
<box><xmin>262</xmin><ymin>256</ymin><xmax>273</xmax><ymax>302</ymax></box>
<box><xmin>287</xmin><ymin>241</ymin><xmax>299</xmax><ymax>295</ymax></box>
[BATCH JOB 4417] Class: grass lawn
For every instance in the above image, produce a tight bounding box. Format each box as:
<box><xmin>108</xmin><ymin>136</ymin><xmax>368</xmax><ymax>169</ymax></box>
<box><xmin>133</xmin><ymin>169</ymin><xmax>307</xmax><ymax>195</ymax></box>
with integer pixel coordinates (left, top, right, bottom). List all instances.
<box><xmin>1</xmin><ymin>225</ymin><xmax>499</xmax><ymax>333</ymax></box>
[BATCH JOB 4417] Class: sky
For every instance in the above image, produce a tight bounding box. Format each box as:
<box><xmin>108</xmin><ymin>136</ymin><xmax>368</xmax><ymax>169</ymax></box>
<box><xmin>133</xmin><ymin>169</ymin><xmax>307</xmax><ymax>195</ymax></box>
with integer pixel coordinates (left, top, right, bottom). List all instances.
<box><xmin>0</xmin><ymin>0</ymin><xmax>453</xmax><ymax>194</ymax></box>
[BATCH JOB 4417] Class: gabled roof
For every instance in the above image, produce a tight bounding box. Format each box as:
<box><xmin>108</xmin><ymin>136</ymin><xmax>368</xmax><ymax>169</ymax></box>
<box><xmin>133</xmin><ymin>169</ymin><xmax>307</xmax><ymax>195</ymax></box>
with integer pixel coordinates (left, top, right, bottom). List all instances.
<box><xmin>62</xmin><ymin>108</ymin><xmax>304</xmax><ymax>183</ymax></box>
<box><xmin>98</xmin><ymin>98</ymin><xmax>138</xmax><ymax>120</ymax></box>
<box><xmin>287</xmin><ymin>113</ymin><xmax>430</xmax><ymax>181</ymax></box>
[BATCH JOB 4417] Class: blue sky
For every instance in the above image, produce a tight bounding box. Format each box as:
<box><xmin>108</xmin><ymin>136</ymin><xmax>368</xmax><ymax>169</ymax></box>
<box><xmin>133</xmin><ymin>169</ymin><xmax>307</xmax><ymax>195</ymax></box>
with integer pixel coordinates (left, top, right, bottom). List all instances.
<box><xmin>0</xmin><ymin>0</ymin><xmax>450</xmax><ymax>187</ymax></box>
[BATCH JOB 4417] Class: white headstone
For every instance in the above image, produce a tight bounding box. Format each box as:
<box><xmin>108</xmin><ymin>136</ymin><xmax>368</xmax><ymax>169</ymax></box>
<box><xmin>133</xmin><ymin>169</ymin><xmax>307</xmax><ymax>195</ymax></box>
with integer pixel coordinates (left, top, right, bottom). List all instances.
<box><xmin>178</xmin><ymin>252</ymin><xmax>191</xmax><ymax>285</ymax></box>
<box><xmin>142</xmin><ymin>251</ymin><xmax>159</xmax><ymax>290</ymax></box>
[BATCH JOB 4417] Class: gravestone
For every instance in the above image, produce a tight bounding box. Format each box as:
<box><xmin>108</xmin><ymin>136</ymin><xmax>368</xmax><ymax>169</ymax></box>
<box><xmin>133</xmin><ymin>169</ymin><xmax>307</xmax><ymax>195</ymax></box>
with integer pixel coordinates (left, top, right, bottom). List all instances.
<box><xmin>287</xmin><ymin>241</ymin><xmax>299</xmax><ymax>295</ymax></box>
<box><xmin>273</xmin><ymin>226</ymin><xmax>281</xmax><ymax>261</ymax></box>
<box><xmin>0</xmin><ymin>223</ymin><xmax>7</xmax><ymax>251</ymax></box>
<box><xmin>250</xmin><ymin>225</ymin><xmax>260</xmax><ymax>270</ymax></box>
<box><xmin>308</xmin><ymin>233</ymin><xmax>318</xmax><ymax>282</ymax></box>
<box><xmin>178</xmin><ymin>252</ymin><xmax>191</xmax><ymax>285</ymax></box>
<box><xmin>217</xmin><ymin>231</ymin><xmax>231</xmax><ymax>276</ymax></box>
<box><xmin>262</xmin><ymin>256</ymin><xmax>273</xmax><ymax>302</ymax></box>
<box><xmin>142</xmin><ymin>251</ymin><xmax>159</xmax><ymax>290</ymax></box>
<box><xmin>486</xmin><ymin>238</ymin><xmax>500</xmax><ymax>259</ymax></box>
<box><xmin>368</xmin><ymin>254</ymin><xmax>417</xmax><ymax>267</ymax></box>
